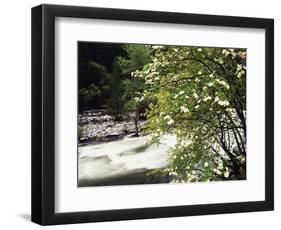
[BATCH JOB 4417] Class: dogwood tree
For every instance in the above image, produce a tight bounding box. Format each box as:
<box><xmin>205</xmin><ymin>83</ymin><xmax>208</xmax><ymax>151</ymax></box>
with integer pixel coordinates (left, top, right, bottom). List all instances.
<box><xmin>135</xmin><ymin>46</ymin><xmax>246</xmax><ymax>182</ymax></box>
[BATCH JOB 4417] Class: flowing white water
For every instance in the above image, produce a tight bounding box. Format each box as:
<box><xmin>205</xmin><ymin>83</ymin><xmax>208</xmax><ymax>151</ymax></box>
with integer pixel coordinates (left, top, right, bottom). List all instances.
<box><xmin>79</xmin><ymin>135</ymin><xmax>176</xmax><ymax>185</ymax></box>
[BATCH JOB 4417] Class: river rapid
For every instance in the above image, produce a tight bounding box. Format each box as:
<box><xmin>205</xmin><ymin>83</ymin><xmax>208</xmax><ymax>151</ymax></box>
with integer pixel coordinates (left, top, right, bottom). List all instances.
<box><xmin>78</xmin><ymin>135</ymin><xmax>176</xmax><ymax>186</ymax></box>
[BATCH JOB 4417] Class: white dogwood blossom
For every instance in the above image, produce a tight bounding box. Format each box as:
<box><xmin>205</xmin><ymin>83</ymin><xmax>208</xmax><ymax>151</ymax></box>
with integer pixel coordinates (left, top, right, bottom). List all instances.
<box><xmin>203</xmin><ymin>96</ymin><xmax>212</xmax><ymax>102</ymax></box>
<box><xmin>193</xmin><ymin>93</ymin><xmax>199</xmax><ymax>99</ymax></box>
<box><xmin>180</xmin><ymin>106</ymin><xmax>189</xmax><ymax>113</ymax></box>
<box><xmin>218</xmin><ymin>100</ymin><xmax>230</xmax><ymax>107</ymax></box>
<box><xmin>167</xmin><ymin>119</ymin><xmax>174</xmax><ymax>125</ymax></box>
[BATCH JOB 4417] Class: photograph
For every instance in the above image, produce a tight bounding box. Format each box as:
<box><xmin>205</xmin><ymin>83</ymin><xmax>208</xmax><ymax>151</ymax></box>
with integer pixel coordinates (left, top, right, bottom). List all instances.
<box><xmin>78</xmin><ymin>42</ymin><xmax>247</xmax><ymax>187</ymax></box>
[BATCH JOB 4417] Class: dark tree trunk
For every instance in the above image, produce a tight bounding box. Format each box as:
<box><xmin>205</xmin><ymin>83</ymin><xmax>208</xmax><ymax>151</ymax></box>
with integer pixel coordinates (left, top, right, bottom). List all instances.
<box><xmin>133</xmin><ymin>110</ymin><xmax>139</xmax><ymax>137</ymax></box>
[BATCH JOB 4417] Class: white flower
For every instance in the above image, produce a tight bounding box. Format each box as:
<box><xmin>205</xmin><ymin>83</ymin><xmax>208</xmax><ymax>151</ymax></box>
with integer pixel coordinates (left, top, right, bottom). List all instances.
<box><xmin>237</xmin><ymin>64</ymin><xmax>243</xmax><ymax>71</ymax></box>
<box><xmin>209</xmin><ymin>73</ymin><xmax>214</xmax><ymax>78</ymax></box>
<box><xmin>213</xmin><ymin>168</ymin><xmax>222</xmax><ymax>175</ymax></box>
<box><xmin>179</xmin><ymin>90</ymin><xmax>184</xmax><ymax>95</ymax></box>
<box><xmin>218</xmin><ymin>100</ymin><xmax>230</xmax><ymax>107</ymax></box>
<box><xmin>218</xmin><ymin>58</ymin><xmax>224</xmax><ymax>64</ymax></box>
<box><xmin>215</xmin><ymin>79</ymin><xmax>230</xmax><ymax>89</ymax></box>
<box><xmin>207</xmin><ymin>82</ymin><xmax>214</xmax><ymax>87</ymax></box>
<box><xmin>164</xmin><ymin>115</ymin><xmax>171</xmax><ymax>120</ymax></box>
<box><xmin>192</xmin><ymin>170</ymin><xmax>196</xmax><ymax>175</ymax></box>
<box><xmin>185</xmin><ymin>95</ymin><xmax>189</xmax><ymax>99</ymax></box>
<box><xmin>195</xmin><ymin>105</ymin><xmax>200</xmax><ymax>110</ymax></box>
<box><xmin>197</xmin><ymin>48</ymin><xmax>202</xmax><ymax>52</ymax></box>
<box><xmin>238</xmin><ymin>51</ymin><xmax>246</xmax><ymax>58</ymax></box>
<box><xmin>214</xmin><ymin>96</ymin><xmax>220</xmax><ymax>102</ymax></box>
<box><xmin>174</xmin><ymin>94</ymin><xmax>179</xmax><ymax>99</ymax></box>
<box><xmin>238</xmin><ymin>156</ymin><xmax>246</xmax><ymax>163</ymax></box>
<box><xmin>218</xmin><ymin>162</ymin><xmax>224</xmax><ymax>170</ymax></box>
<box><xmin>203</xmin><ymin>96</ymin><xmax>212</xmax><ymax>102</ymax></box>
<box><xmin>198</xmin><ymin>71</ymin><xmax>202</xmax><ymax>75</ymax></box>
<box><xmin>222</xmin><ymin>49</ymin><xmax>230</xmax><ymax>56</ymax></box>
<box><xmin>167</xmin><ymin>119</ymin><xmax>174</xmax><ymax>125</ymax></box>
<box><xmin>152</xmin><ymin>45</ymin><xmax>163</xmax><ymax>49</ymax></box>
<box><xmin>237</xmin><ymin>70</ymin><xmax>245</xmax><ymax>78</ymax></box>
<box><xmin>145</xmin><ymin>79</ymin><xmax>152</xmax><ymax>85</ymax></box>
<box><xmin>224</xmin><ymin>171</ymin><xmax>229</xmax><ymax>178</ymax></box>
<box><xmin>204</xmin><ymin>162</ymin><xmax>209</xmax><ymax>167</ymax></box>
<box><xmin>180</xmin><ymin>106</ymin><xmax>189</xmax><ymax>113</ymax></box>
<box><xmin>193</xmin><ymin>93</ymin><xmax>199</xmax><ymax>99</ymax></box>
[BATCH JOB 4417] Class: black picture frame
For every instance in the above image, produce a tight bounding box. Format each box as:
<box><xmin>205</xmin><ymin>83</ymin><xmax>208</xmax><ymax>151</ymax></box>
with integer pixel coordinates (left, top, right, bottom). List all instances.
<box><xmin>31</xmin><ymin>4</ymin><xmax>274</xmax><ymax>225</ymax></box>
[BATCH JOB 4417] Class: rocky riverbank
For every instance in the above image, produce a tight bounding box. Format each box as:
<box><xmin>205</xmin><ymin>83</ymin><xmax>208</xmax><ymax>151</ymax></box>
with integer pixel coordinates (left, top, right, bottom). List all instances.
<box><xmin>78</xmin><ymin>110</ymin><xmax>145</xmax><ymax>144</ymax></box>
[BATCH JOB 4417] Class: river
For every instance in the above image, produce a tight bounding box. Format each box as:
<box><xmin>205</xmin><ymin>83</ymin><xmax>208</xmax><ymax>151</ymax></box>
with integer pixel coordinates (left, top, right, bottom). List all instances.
<box><xmin>78</xmin><ymin>135</ymin><xmax>176</xmax><ymax>186</ymax></box>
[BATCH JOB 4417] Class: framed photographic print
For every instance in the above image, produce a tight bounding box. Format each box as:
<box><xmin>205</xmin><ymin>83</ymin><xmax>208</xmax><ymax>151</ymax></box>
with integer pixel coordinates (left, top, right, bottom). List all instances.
<box><xmin>31</xmin><ymin>4</ymin><xmax>274</xmax><ymax>225</ymax></box>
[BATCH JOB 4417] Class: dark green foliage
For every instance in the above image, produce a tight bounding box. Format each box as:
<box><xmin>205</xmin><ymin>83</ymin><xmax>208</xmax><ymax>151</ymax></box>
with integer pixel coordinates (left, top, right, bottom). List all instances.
<box><xmin>79</xmin><ymin>83</ymin><xmax>101</xmax><ymax>105</ymax></box>
<box><xmin>78</xmin><ymin>42</ymin><xmax>125</xmax><ymax>110</ymax></box>
<box><xmin>107</xmin><ymin>61</ymin><xmax>124</xmax><ymax>120</ymax></box>
<box><xmin>117</xmin><ymin>45</ymin><xmax>152</xmax><ymax>135</ymax></box>
<box><xmin>117</xmin><ymin>44</ymin><xmax>151</xmax><ymax>75</ymax></box>
<box><xmin>78</xmin><ymin>43</ymin><xmax>152</xmax><ymax>125</ymax></box>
